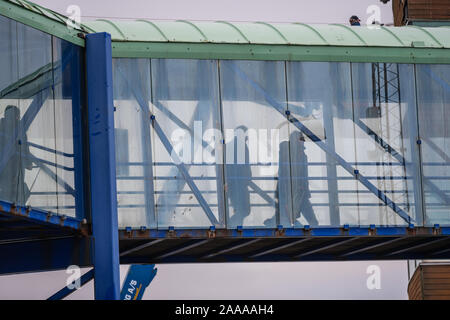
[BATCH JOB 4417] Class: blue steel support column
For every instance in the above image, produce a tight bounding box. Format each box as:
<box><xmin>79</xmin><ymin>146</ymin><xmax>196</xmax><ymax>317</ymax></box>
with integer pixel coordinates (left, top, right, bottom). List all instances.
<box><xmin>86</xmin><ymin>32</ymin><xmax>120</xmax><ymax>300</ymax></box>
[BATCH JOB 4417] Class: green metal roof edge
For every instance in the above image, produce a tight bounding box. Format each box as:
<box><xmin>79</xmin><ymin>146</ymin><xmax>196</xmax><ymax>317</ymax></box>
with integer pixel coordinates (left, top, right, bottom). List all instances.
<box><xmin>2</xmin><ymin>0</ymin><xmax>450</xmax><ymax>64</ymax></box>
<box><xmin>0</xmin><ymin>0</ymin><xmax>85</xmax><ymax>46</ymax></box>
<box><xmin>0</xmin><ymin>61</ymin><xmax>54</xmax><ymax>98</ymax></box>
<box><xmin>111</xmin><ymin>42</ymin><xmax>450</xmax><ymax>64</ymax></box>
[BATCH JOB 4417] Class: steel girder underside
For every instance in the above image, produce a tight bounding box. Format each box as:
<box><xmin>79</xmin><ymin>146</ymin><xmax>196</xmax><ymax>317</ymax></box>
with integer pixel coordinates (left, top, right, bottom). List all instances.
<box><xmin>0</xmin><ymin>200</ymin><xmax>91</xmax><ymax>275</ymax></box>
<box><xmin>2</xmin><ymin>222</ymin><xmax>450</xmax><ymax>274</ymax></box>
<box><xmin>118</xmin><ymin>227</ymin><xmax>450</xmax><ymax>264</ymax></box>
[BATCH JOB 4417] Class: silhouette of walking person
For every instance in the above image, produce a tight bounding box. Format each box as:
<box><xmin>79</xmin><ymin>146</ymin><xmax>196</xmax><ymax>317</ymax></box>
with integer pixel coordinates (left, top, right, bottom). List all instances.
<box><xmin>290</xmin><ymin>131</ymin><xmax>318</xmax><ymax>226</ymax></box>
<box><xmin>265</xmin><ymin>131</ymin><xmax>318</xmax><ymax>227</ymax></box>
<box><xmin>0</xmin><ymin>105</ymin><xmax>33</xmax><ymax>203</ymax></box>
<box><xmin>225</xmin><ymin>126</ymin><xmax>252</xmax><ymax>227</ymax></box>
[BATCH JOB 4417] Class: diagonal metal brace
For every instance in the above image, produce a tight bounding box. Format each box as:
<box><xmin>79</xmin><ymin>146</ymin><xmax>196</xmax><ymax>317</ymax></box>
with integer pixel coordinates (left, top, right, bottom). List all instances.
<box><xmin>47</xmin><ymin>269</ymin><xmax>94</xmax><ymax>300</ymax></box>
<box><xmin>115</xmin><ymin>66</ymin><xmax>220</xmax><ymax>226</ymax></box>
<box><xmin>355</xmin><ymin>119</ymin><xmax>450</xmax><ymax>206</ymax></box>
<box><xmin>152</xmin><ymin>100</ymin><xmax>276</xmax><ymax>207</ymax></box>
<box><xmin>227</xmin><ymin>62</ymin><xmax>415</xmax><ymax>224</ymax></box>
<box><xmin>150</xmin><ymin>118</ymin><xmax>219</xmax><ymax>226</ymax></box>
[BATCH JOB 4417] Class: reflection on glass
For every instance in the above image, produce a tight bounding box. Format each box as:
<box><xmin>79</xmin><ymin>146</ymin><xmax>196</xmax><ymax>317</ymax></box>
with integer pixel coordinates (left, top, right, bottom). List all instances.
<box><xmin>225</xmin><ymin>126</ymin><xmax>252</xmax><ymax>227</ymax></box>
<box><xmin>0</xmin><ymin>15</ymin><xmax>84</xmax><ymax>219</ymax></box>
<box><xmin>0</xmin><ymin>105</ymin><xmax>32</xmax><ymax>203</ymax></box>
<box><xmin>113</xmin><ymin>58</ymin><xmax>155</xmax><ymax>228</ymax></box>
<box><xmin>287</xmin><ymin>61</ymin><xmax>353</xmax><ymax>226</ymax></box>
<box><xmin>397</xmin><ymin>64</ymin><xmax>423</xmax><ymax>226</ymax></box>
<box><xmin>109</xmin><ymin>58</ymin><xmax>447</xmax><ymax>228</ymax></box>
<box><xmin>16</xmin><ymin>23</ymin><xmax>57</xmax><ymax>212</ymax></box>
<box><xmin>289</xmin><ymin>131</ymin><xmax>318</xmax><ymax>226</ymax></box>
<box><xmin>416</xmin><ymin>64</ymin><xmax>450</xmax><ymax>225</ymax></box>
<box><xmin>53</xmin><ymin>38</ymin><xmax>85</xmax><ymax>217</ymax></box>
<box><xmin>220</xmin><ymin>60</ymin><xmax>289</xmax><ymax>228</ymax></box>
<box><xmin>152</xmin><ymin>59</ymin><xmax>223</xmax><ymax>228</ymax></box>
<box><xmin>0</xmin><ymin>15</ymin><xmax>57</xmax><ymax>210</ymax></box>
<box><xmin>352</xmin><ymin>63</ymin><xmax>418</xmax><ymax>226</ymax></box>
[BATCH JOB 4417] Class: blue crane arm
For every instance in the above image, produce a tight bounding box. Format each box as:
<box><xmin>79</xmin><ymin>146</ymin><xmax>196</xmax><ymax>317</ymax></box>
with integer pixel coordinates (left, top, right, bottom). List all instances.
<box><xmin>120</xmin><ymin>264</ymin><xmax>158</xmax><ymax>300</ymax></box>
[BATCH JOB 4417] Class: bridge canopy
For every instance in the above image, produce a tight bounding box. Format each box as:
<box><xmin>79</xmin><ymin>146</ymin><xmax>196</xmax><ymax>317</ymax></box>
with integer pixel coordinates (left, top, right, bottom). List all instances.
<box><xmin>0</xmin><ymin>0</ymin><xmax>450</xmax><ymax>233</ymax></box>
<box><xmin>1</xmin><ymin>0</ymin><xmax>450</xmax><ymax>272</ymax></box>
<box><xmin>111</xmin><ymin>56</ymin><xmax>450</xmax><ymax>230</ymax></box>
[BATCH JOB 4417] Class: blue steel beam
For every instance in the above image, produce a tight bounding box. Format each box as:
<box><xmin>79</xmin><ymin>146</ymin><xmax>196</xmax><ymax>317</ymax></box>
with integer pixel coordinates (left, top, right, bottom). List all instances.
<box><xmin>155</xmin><ymin>239</ymin><xmax>211</xmax><ymax>260</ymax></box>
<box><xmin>432</xmin><ymin>247</ymin><xmax>450</xmax><ymax>257</ymax></box>
<box><xmin>0</xmin><ymin>235</ymin><xmax>92</xmax><ymax>275</ymax></box>
<box><xmin>120</xmin><ymin>239</ymin><xmax>165</xmax><ymax>257</ymax></box>
<box><xmin>293</xmin><ymin>237</ymin><xmax>358</xmax><ymax>258</ymax></box>
<box><xmin>250</xmin><ymin>238</ymin><xmax>312</xmax><ymax>258</ymax></box>
<box><xmin>0</xmin><ymin>199</ymin><xmax>84</xmax><ymax>231</ymax></box>
<box><xmin>86</xmin><ymin>32</ymin><xmax>120</xmax><ymax>300</ymax></box>
<box><xmin>202</xmin><ymin>239</ymin><xmax>262</xmax><ymax>259</ymax></box>
<box><xmin>340</xmin><ymin>237</ymin><xmax>404</xmax><ymax>257</ymax></box>
<box><xmin>386</xmin><ymin>237</ymin><xmax>449</xmax><ymax>256</ymax></box>
<box><xmin>119</xmin><ymin>226</ymin><xmax>450</xmax><ymax>239</ymax></box>
<box><xmin>47</xmin><ymin>269</ymin><xmax>95</xmax><ymax>300</ymax></box>
<box><xmin>227</xmin><ymin>62</ymin><xmax>415</xmax><ymax>224</ymax></box>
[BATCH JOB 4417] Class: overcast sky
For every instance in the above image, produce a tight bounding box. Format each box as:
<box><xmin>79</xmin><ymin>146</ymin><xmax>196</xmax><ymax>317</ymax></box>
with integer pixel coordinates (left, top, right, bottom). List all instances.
<box><xmin>33</xmin><ymin>0</ymin><xmax>394</xmax><ymax>24</ymax></box>
<box><xmin>0</xmin><ymin>0</ymin><xmax>409</xmax><ymax>300</ymax></box>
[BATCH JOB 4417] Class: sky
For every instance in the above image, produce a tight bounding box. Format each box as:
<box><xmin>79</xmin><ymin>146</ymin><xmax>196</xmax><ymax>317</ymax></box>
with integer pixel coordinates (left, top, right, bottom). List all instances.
<box><xmin>0</xmin><ymin>0</ymin><xmax>410</xmax><ymax>300</ymax></box>
<box><xmin>31</xmin><ymin>0</ymin><xmax>395</xmax><ymax>24</ymax></box>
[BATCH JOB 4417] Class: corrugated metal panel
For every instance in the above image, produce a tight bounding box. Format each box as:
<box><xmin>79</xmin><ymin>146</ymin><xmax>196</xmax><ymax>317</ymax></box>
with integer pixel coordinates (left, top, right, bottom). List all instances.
<box><xmin>408</xmin><ymin>264</ymin><xmax>450</xmax><ymax>300</ymax></box>
<box><xmin>82</xmin><ymin>19</ymin><xmax>450</xmax><ymax>48</ymax></box>
<box><xmin>393</xmin><ymin>0</ymin><xmax>450</xmax><ymax>25</ymax></box>
<box><xmin>408</xmin><ymin>266</ymin><xmax>423</xmax><ymax>300</ymax></box>
<box><xmin>408</xmin><ymin>0</ymin><xmax>450</xmax><ymax>20</ymax></box>
<box><xmin>392</xmin><ymin>0</ymin><xmax>407</xmax><ymax>26</ymax></box>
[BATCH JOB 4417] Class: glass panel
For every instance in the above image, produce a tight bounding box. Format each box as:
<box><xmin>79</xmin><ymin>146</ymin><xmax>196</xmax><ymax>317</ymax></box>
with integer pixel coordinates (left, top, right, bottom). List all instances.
<box><xmin>0</xmin><ymin>16</ymin><xmax>57</xmax><ymax>210</ymax></box>
<box><xmin>113</xmin><ymin>58</ymin><xmax>156</xmax><ymax>228</ymax></box>
<box><xmin>0</xmin><ymin>15</ymin><xmax>19</xmax><ymax>204</ymax></box>
<box><xmin>351</xmin><ymin>63</ymin><xmax>418</xmax><ymax>226</ymax></box>
<box><xmin>17</xmin><ymin>23</ymin><xmax>57</xmax><ymax>211</ymax></box>
<box><xmin>52</xmin><ymin>38</ymin><xmax>85</xmax><ymax>217</ymax></box>
<box><xmin>287</xmin><ymin>61</ymin><xmax>354</xmax><ymax>227</ymax></box>
<box><xmin>398</xmin><ymin>64</ymin><xmax>423</xmax><ymax>226</ymax></box>
<box><xmin>416</xmin><ymin>64</ymin><xmax>450</xmax><ymax>225</ymax></box>
<box><xmin>0</xmin><ymin>15</ymin><xmax>18</xmax><ymax>94</ymax></box>
<box><xmin>219</xmin><ymin>60</ymin><xmax>289</xmax><ymax>228</ymax></box>
<box><xmin>152</xmin><ymin>59</ymin><xmax>223</xmax><ymax>228</ymax></box>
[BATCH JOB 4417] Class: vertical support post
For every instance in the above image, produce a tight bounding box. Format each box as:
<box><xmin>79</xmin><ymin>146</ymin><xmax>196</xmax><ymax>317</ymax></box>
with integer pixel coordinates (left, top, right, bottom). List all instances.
<box><xmin>86</xmin><ymin>32</ymin><xmax>120</xmax><ymax>300</ymax></box>
<box><xmin>322</xmin><ymin>103</ymin><xmax>340</xmax><ymax>226</ymax></box>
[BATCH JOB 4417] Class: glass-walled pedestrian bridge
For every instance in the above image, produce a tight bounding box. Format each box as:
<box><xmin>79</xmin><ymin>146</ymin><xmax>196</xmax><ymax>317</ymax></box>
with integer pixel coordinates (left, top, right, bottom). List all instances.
<box><xmin>1</xmin><ymin>0</ymin><xmax>450</xmax><ymax>279</ymax></box>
